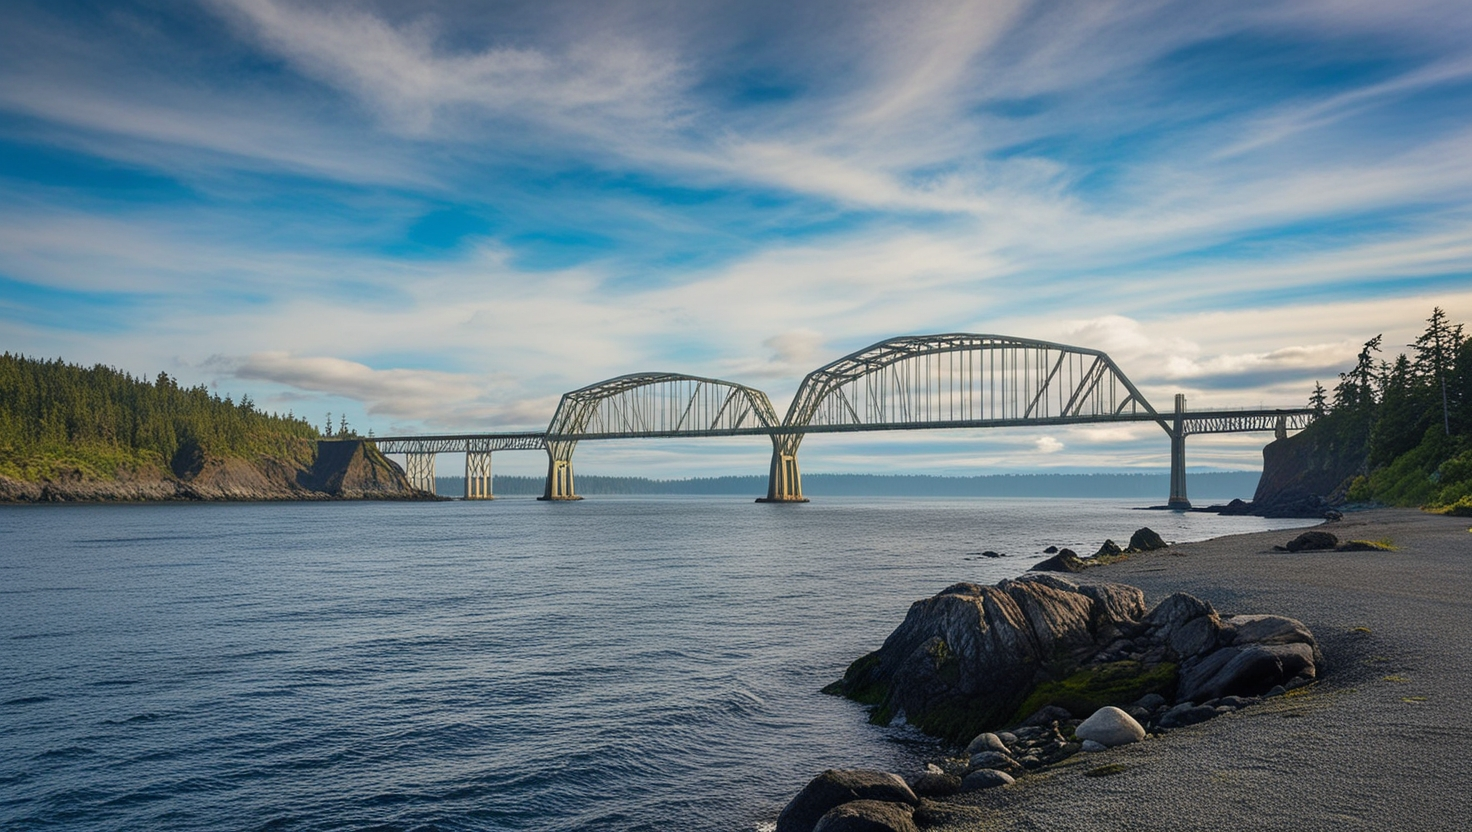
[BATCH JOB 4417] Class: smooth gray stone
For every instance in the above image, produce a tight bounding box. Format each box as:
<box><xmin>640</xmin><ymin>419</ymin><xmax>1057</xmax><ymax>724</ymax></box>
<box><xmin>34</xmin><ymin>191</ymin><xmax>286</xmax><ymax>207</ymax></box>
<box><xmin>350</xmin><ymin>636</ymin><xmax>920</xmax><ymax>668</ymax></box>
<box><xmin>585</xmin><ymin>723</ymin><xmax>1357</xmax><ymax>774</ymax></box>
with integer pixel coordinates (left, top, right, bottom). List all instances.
<box><xmin>776</xmin><ymin>770</ymin><xmax>918</xmax><ymax>832</ymax></box>
<box><xmin>1075</xmin><ymin>705</ymin><xmax>1146</xmax><ymax>747</ymax></box>
<box><xmin>965</xmin><ymin>732</ymin><xmax>1008</xmax><ymax>756</ymax></box>
<box><xmin>960</xmin><ymin>769</ymin><xmax>1016</xmax><ymax>791</ymax></box>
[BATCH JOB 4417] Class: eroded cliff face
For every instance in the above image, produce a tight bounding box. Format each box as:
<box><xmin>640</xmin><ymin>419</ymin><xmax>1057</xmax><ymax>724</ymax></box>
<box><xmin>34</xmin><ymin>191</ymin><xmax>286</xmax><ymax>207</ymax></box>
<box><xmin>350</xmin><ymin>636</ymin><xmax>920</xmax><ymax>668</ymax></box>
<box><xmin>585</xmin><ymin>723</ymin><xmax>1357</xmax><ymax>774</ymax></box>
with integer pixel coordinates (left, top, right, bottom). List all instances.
<box><xmin>0</xmin><ymin>440</ymin><xmax>435</xmax><ymax>502</ymax></box>
<box><xmin>1251</xmin><ymin>421</ymin><xmax>1367</xmax><ymax>516</ymax></box>
<box><xmin>303</xmin><ymin>440</ymin><xmax>427</xmax><ymax>499</ymax></box>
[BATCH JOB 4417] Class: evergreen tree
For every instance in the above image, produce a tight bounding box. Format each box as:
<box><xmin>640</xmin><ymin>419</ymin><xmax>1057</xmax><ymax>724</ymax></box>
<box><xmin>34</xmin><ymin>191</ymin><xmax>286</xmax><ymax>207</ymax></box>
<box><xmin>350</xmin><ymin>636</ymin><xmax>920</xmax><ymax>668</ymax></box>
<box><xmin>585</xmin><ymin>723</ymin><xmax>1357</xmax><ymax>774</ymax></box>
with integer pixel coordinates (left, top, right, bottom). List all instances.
<box><xmin>0</xmin><ymin>352</ymin><xmax>320</xmax><ymax>480</ymax></box>
<box><xmin>1308</xmin><ymin>382</ymin><xmax>1328</xmax><ymax>415</ymax></box>
<box><xmin>1411</xmin><ymin>307</ymin><xmax>1464</xmax><ymax>435</ymax></box>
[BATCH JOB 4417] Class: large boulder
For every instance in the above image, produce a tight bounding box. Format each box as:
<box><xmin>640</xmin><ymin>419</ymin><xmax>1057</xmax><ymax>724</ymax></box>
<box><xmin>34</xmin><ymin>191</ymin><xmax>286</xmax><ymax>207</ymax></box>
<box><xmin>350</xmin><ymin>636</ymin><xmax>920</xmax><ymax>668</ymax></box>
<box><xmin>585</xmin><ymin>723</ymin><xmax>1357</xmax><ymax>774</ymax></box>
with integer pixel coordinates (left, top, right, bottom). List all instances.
<box><xmin>826</xmin><ymin>579</ymin><xmax>1145</xmax><ymax>740</ymax></box>
<box><xmin>1127</xmin><ymin>527</ymin><xmax>1167</xmax><ymax>551</ymax></box>
<box><xmin>1094</xmin><ymin>539</ymin><xmax>1123</xmax><ymax>558</ymax></box>
<box><xmin>812</xmin><ymin>800</ymin><xmax>918</xmax><ymax>832</ymax></box>
<box><xmin>826</xmin><ymin>579</ymin><xmax>1319</xmax><ymax>743</ymax></box>
<box><xmin>776</xmin><ymin>770</ymin><xmax>917</xmax><ymax>832</ymax></box>
<box><xmin>1074</xmin><ymin>706</ymin><xmax>1146</xmax><ymax>747</ymax></box>
<box><xmin>1177</xmin><ymin>614</ymin><xmax>1319</xmax><ymax>702</ymax></box>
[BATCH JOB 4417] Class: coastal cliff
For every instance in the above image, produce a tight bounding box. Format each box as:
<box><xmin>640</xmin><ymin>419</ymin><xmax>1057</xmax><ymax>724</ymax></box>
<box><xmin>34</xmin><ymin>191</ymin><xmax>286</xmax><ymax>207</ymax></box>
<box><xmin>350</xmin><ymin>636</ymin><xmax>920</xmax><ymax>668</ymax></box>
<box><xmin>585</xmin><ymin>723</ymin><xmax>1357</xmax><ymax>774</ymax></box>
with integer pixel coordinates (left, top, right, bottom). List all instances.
<box><xmin>0</xmin><ymin>439</ymin><xmax>434</xmax><ymax>502</ymax></box>
<box><xmin>1248</xmin><ymin>420</ymin><xmax>1368</xmax><ymax>517</ymax></box>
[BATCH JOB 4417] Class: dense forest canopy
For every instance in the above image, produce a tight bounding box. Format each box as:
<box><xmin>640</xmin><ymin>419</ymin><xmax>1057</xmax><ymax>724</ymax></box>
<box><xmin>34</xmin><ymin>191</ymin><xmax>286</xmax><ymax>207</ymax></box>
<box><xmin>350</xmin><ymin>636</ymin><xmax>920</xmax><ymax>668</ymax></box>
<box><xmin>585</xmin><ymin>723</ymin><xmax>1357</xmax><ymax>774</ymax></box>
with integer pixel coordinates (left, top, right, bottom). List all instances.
<box><xmin>0</xmin><ymin>353</ymin><xmax>320</xmax><ymax>480</ymax></box>
<box><xmin>1307</xmin><ymin>307</ymin><xmax>1472</xmax><ymax>512</ymax></box>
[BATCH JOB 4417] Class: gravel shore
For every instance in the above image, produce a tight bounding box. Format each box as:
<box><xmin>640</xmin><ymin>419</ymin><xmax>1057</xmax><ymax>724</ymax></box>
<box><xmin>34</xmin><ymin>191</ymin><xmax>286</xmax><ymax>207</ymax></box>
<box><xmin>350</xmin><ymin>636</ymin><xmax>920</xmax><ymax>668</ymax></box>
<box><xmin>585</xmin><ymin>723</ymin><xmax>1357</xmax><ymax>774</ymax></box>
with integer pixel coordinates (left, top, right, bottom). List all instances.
<box><xmin>922</xmin><ymin>507</ymin><xmax>1472</xmax><ymax>832</ymax></box>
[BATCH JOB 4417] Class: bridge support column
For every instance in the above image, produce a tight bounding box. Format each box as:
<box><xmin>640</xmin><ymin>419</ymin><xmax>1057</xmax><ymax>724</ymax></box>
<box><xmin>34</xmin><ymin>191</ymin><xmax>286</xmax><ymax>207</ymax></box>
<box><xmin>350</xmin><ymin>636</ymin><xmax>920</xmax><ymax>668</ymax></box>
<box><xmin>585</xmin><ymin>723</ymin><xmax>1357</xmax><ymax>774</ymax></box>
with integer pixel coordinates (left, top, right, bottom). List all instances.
<box><xmin>405</xmin><ymin>452</ymin><xmax>437</xmax><ymax>495</ymax></box>
<box><xmin>465</xmin><ymin>451</ymin><xmax>493</xmax><ymax>500</ymax></box>
<box><xmin>539</xmin><ymin>442</ymin><xmax>582</xmax><ymax>501</ymax></box>
<box><xmin>1168</xmin><ymin>393</ymin><xmax>1190</xmax><ymax>510</ymax></box>
<box><xmin>757</xmin><ymin>436</ymin><xmax>808</xmax><ymax>503</ymax></box>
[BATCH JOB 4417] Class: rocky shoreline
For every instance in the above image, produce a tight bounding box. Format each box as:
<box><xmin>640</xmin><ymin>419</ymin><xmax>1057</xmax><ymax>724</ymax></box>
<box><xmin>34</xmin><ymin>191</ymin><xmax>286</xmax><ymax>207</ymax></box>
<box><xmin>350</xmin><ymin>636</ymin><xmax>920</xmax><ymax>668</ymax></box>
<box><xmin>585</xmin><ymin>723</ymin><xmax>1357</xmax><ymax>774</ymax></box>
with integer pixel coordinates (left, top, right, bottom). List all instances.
<box><xmin>0</xmin><ymin>439</ymin><xmax>437</xmax><ymax>503</ymax></box>
<box><xmin>770</xmin><ymin>510</ymin><xmax>1472</xmax><ymax>832</ymax></box>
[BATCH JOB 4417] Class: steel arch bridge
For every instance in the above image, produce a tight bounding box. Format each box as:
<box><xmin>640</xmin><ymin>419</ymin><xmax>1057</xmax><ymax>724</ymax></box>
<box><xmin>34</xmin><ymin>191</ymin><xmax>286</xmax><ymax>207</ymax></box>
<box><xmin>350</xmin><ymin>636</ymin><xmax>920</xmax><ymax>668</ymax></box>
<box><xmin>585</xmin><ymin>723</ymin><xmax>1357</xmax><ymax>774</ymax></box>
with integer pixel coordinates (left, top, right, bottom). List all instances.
<box><xmin>763</xmin><ymin>334</ymin><xmax>1165</xmax><ymax>501</ymax></box>
<box><xmin>370</xmin><ymin>333</ymin><xmax>1318</xmax><ymax>506</ymax></box>
<box><xmin>540</xmin><ymin>372</ymin><xmax>780</xmax><ymax>499</ymax></box>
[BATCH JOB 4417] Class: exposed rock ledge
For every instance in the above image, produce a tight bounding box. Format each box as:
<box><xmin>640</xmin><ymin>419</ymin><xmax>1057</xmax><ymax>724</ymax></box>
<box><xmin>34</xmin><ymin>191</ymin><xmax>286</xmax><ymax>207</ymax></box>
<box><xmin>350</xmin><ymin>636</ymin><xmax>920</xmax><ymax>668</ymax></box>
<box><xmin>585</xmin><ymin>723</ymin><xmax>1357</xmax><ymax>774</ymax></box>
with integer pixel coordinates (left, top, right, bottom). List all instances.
<box><xmin>825</xmin><ymin>573</ymin><xmax>1320</xmax><ymax>742</ymax></box>
<box><xmin>0</xmin><ymin>440</ymin><xmax>436</xmax><ymax>503</ymax></box>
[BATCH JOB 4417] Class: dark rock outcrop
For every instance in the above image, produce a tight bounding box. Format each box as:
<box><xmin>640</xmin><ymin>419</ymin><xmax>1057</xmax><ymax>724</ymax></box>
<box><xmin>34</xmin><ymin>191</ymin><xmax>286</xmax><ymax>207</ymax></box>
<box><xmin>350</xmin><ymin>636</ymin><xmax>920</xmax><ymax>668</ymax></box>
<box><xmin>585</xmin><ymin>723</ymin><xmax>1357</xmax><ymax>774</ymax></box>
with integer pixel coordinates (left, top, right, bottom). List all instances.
<box><xmin>1251</xmin><ymin>421</ymin><xmax>1366</xmax><ymax>517</ymax></box>
<box><xmin>304</xmin><ymin>440</ymin><xmax>429</xmax><ymax>499</ymax></box>
<box><xmin>826</xmin><ymin>576</ymin><xmax>1147</xmax><ymax>739</ymax></box>
<box><xmin>827</xmin><ymin>577</ymin><xmax>1319</xmax><ymax>740</ymax></box>
<box><xmin>1127</xmin><ymin>527</ymin><xmax>1167</xmax><ymax>552</ymax></box>
<box><xmin>1094</xmin><ymin>539</ymin><xmax>1123</xmax><ymax>558</ymax></box>
<box><xmin>1284</xmin><ymin>530</ymin><xmax>1339</xmax><ymax>552</ymax></box>
<box><xmin>776</xmin><ymin>770</ymin><xmax>918</xmax><ymax>832</ymax></box>
<box><xmin>1030</xmin><ymin>548</ymin><xmax>1084</xmax><ymax>572</ymax></box>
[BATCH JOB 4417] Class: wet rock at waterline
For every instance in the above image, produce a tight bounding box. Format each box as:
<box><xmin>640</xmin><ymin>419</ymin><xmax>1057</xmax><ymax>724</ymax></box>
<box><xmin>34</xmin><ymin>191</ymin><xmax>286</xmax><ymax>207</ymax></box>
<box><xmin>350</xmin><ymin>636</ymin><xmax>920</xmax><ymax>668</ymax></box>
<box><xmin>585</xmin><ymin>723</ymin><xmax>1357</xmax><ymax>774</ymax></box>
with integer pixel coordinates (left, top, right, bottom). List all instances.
<box><xmin>1127</xmin><ymin>527</ymin><xmax>1168</xmax><ymax>551</ymax></box>
<box><xmin>811</xmin><ymin>800</ymin><xmax>919</xmax><ymax>832</ymax></box>
<box><xmin>776</xmin><ymin>770</ymin><xmax>918</xmax><ymax>832</ymax></box>
<box><xmin>1029</xmin><ymin>548</ymin><xmax>1084</xmax><ymax>572</ymax></box>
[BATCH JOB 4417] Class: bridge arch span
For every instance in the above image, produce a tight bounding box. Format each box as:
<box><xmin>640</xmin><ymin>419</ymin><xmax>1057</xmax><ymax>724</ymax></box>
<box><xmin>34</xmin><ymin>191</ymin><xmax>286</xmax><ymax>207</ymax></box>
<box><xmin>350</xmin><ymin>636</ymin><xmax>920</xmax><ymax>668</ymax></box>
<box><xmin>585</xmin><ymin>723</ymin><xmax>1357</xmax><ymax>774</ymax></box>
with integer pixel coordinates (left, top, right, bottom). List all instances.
<box><xmin>541</xmin><ymin>372</ymin><xmax>780</xmax><ymax>500</ymax></box>
<box><xmin>762</xmin><ymin>334</ymin><xmax>1165</xmax><ymax>501</ymax></box>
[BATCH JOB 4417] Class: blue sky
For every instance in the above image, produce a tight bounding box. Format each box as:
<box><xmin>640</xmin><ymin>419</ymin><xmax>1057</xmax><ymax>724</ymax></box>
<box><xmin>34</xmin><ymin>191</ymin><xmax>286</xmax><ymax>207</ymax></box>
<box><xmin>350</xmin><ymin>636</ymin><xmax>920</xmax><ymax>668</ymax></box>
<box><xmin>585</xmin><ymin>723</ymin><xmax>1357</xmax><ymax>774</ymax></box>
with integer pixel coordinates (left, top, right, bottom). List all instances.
<box><xmin>3</xmin><ymin>0</ymin><xmax>1471</xmax><ymax>478</ymax></box>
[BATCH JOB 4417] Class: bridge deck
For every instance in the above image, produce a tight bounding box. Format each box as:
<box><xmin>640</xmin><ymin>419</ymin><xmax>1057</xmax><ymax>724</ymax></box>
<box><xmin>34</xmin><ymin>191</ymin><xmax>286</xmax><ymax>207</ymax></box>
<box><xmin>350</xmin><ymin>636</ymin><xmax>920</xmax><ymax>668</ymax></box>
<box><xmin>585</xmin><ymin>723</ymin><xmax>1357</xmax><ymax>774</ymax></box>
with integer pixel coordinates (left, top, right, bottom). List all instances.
<box><xmin>370</xmin><ymin>408</ymin><xmax>1315</xmax><ymax>451</ymax></box>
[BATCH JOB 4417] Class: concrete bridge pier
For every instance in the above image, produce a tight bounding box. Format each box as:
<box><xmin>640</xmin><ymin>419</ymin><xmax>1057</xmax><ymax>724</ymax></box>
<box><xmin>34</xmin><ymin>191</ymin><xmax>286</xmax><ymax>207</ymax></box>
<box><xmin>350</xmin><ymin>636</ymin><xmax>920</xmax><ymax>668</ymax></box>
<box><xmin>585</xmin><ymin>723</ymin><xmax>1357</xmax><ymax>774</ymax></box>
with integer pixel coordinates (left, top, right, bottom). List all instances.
<box><xmin>1167</xmin><ymin>393</ymin><xmax>1190</xmax><ymax>510</ymax></box>
<box><xmin>757</xmin><ymin>436</ymin><xmax>808</xmax><ymax>503</ymax></box>
<box><xmin>405</xmin><ymin>452</ymin><xmax>437</xmax><ymax>495</ymax></box>
<box><xmin>539</xmin><ymin>441</ymin><xmax>582</xmax><ymax>501</ymax></box>
<box><xmin>465</xmin><ymin>451</ymin><xmax>493</xmax><ymax>500</ymax></box>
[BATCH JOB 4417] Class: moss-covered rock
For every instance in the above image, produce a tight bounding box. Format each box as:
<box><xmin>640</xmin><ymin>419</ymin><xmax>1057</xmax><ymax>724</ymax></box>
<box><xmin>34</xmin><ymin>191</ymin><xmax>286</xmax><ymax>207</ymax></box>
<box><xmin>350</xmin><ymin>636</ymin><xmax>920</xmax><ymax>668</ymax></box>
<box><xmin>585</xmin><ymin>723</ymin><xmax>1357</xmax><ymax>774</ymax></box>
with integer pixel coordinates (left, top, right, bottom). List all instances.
<box><xmin>1012</xmin><ymin>661</ymin><xmax>1177</xmax><ymax>720</ymax></box>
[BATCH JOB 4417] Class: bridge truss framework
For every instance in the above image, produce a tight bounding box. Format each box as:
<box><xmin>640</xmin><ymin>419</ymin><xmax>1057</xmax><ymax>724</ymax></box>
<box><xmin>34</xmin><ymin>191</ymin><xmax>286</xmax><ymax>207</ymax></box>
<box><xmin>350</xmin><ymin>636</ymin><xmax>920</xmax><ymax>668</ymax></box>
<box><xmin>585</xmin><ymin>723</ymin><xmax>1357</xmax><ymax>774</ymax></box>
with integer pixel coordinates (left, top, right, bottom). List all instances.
<box><xmin>370</xmin><ymin>334</ymin><xmax>1319</xmax><ymax>507</ymax></box>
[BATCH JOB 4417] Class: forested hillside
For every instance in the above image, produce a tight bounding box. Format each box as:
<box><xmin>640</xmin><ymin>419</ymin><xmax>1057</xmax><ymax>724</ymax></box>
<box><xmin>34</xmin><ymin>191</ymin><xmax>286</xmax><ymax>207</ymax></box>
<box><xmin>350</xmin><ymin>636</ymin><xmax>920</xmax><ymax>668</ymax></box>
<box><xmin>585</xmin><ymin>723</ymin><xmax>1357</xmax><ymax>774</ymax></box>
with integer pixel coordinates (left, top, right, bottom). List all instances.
<box><xmin>1288</xmin><ymin>308</ymin><xmax>1472</xmax><ymax>513</ymax></box>
<box><xmin>0</xmin><ymin>353</ymin><xmax>320</xmax><ymax>481</ymax></box>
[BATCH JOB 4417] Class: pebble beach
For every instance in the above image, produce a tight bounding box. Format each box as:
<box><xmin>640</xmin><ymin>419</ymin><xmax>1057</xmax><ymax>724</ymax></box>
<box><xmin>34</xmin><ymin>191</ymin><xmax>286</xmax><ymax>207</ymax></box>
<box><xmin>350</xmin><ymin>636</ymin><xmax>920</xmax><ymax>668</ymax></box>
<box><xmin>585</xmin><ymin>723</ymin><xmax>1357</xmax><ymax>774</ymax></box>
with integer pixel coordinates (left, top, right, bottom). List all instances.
<box><xmin>917</xmin><ymin>508</ymin><xmax>1472</xmax><ymax>832</ymax></box>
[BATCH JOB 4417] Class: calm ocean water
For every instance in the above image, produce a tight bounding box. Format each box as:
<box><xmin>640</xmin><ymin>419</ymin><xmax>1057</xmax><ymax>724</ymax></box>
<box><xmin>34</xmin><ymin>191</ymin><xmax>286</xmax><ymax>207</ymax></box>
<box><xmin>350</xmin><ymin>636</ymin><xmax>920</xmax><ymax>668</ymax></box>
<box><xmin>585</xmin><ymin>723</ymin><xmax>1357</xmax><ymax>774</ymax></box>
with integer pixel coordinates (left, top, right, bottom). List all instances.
<box><xmin>0</xmin><ymin>497</ymin><xmax>1315</xmax><ymax>831</ymax></box>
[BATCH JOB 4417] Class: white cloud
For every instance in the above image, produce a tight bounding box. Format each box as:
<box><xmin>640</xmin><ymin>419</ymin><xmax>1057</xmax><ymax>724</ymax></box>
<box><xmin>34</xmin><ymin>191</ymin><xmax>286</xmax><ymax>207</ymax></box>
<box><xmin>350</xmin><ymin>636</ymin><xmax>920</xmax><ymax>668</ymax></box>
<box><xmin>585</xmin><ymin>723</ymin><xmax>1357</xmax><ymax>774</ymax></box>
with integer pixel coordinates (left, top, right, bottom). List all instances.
<box><xmin>211</xmin><ymin>0</ymin><xmax>686</xmax><ymax>140</ymax></box>
<box><xmin>227</xmin><ymin>352</ymin><xmax>481</xmax><ymax>419</ymax></box>
<box><xmin>1034</xmin><ymin>436</ymin><xmax>1064</xmax><ymax>454</ymax></box>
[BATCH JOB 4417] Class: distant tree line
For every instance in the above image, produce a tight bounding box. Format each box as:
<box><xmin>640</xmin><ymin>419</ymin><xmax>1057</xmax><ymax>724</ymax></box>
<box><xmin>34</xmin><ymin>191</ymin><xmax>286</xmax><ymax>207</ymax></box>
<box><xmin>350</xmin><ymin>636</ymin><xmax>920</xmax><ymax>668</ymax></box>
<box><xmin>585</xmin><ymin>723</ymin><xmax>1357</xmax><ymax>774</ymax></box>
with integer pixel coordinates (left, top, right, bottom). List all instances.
<box><xmin>0</xmin><ymin>353</ymin><xmax>319</xmax><ymax>479</ymax></box>
<box><xmin>1306</xmin><ymin>308</ymin><xmax>1472</xmax><ymax>510</ymax></box>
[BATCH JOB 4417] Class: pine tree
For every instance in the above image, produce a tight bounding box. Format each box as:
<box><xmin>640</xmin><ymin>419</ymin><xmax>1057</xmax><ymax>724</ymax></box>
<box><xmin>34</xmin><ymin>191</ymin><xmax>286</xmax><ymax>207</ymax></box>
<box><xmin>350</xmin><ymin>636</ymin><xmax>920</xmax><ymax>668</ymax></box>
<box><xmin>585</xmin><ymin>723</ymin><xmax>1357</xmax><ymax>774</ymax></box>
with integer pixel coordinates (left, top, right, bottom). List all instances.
<box><xmin>1411</xmin><ymin>307</ymin><xmax>1464</xmax><ymax>435</ymax></box>
<box><xmin>1334</xmin><ymin>335</ymin><xmax>1382</xmax><ymax>412</ymax></box>
<box><xmin>1309</xmin><ymin>382</ymin><xmax>1328</xmax><ymax>415</ymax></box>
